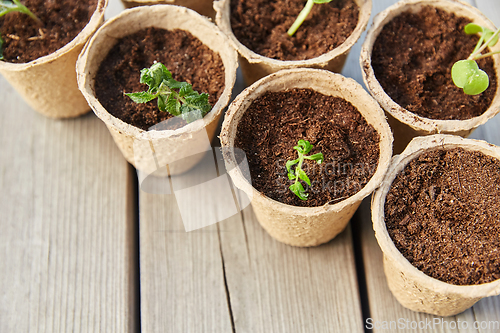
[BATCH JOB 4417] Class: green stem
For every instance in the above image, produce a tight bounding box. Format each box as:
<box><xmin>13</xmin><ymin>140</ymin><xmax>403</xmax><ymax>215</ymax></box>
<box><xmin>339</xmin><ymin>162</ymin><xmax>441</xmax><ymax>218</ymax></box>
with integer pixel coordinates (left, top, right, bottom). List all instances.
<box><xmin>471</xmin><ymin>49</ymin><xmax>500</xmax><ymax>60</ymax></box>
<box><xmin>287</xmin><ymin>0</ymin><xmax>314</xmax><ymax>37</ymax></box>
<box><xmin>473</xmin><ymin>33</ymin><xmax>486</xmax><ymax>55</ymax></box>
<box><xmin>293</xmin><ymin>152</ymin><xmax>305</xmax><ymax>187</ymax></box>
<box><xmin>469</xmin><ymin>27</ymin><xmax>500</xmax><ymax>60</ymax></box>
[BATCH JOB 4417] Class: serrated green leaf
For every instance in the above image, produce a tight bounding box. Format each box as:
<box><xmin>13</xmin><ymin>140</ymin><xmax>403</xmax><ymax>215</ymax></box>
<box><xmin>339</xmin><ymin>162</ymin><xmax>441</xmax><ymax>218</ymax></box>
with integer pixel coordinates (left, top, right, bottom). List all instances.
<box><xmin>141</xmin><ymin>63</ymin><xmax>171</xmax><ymax>91</ymax></box>
<box><xmin>463</xmin><ymin>68</ymin><xmax>489</xmax><ymax>95</ymax></box>
<box><xmin>464</xmin><ymin>23</ymin><xmax>484</xmax><ymax>35</ymax></box>
<box><xmin>166</xmin><ymin>93</ymin><xmax>181</xmax><ymax>116</ymax></box>
<box><xmin>124</xmin><ymin>91</ymin><xmax>157</xmax><ymax>103</ymax></box>
<box><xmin>298</xmin><ymin>169</ymin><xmax>311</xmax><ymax>186</ymax></box>
<box><xmin>178</xmin><ymin>82</ymin><xmax>193</xmax><ymax>97</ymax></box>
<box><xmin>183</xmin><ymin>92</ymin><xmax>211</xmax><ymax>117</ymax></box>
<box><xmin>126</xmin><ymin>62</ymin><xmax>211</xmax><ymax>122</ymax></box>
<box><xmin>157</xmin><ymin>94</ymin><xmax>167</xmax><ymax>112</ymax></box>
<box><xmin>451</xmin><ymin>59</ymin><xmax>479</xmax><ymax>88</ymax></box>
<box><xmin>289</xmin><ymin>182</ymin><xmax>308</xmax><ymax>200</ymax></box>
<box><xmin>166</xmin><ymin>78</ymin><xmax>184</xmax><ymax>90</ymax></box>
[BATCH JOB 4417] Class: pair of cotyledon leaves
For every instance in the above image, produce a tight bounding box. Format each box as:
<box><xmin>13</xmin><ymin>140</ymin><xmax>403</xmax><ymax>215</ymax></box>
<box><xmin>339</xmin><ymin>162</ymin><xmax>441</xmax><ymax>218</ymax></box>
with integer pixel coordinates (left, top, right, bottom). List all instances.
<box><xmin>125</xmin><ymin>62</ymin><xmax>211</xmax><ymax>123</ymax></box>
<box><xmin>452</xmin><ymin>23</ymin><xmax>499</xmax><ymax>95</ymax></box>
<box><xmin>286</xmin><ymin>140</ymin><xmax>324</xmax><ymax>201</ymax></box>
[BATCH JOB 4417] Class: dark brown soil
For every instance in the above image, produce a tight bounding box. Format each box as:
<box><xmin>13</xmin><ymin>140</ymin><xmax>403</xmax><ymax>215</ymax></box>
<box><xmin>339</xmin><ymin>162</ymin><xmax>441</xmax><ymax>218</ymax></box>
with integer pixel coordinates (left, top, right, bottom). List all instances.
<box><xmin>0</xmin><ymin>0</ymin><xmax>98</xmax><ymax>63</ymax></box>
<box><xmin>230</xmin><ymin>0</ymin><xmax>359</xmax><ymax>61</ymax></box>
<box><xmin>234</xmin><ymin>88</ymin><xmax>380</xmax><ymax>207</ymax></box>
<box><xmin>385</xmin><ymin>148</ymin><xmax>500</xmax><ymax>285</ymax></box>
<box><xmin>371</xmin><ymin>6</ymin><xmax>497</xmax><ymax>120</ymax></box>
<box><xmin>95</xmin><ymin>28</ymin><xmax>225</xmax><ymax>131</ymax></box>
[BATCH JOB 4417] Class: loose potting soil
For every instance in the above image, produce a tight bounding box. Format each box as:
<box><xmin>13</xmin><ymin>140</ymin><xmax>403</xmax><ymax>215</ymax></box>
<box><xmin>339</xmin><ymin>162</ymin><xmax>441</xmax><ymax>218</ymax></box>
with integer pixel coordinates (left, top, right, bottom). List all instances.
<box><xmin>234</xmin><ymin>88</ymin><xmax>380</xmax><ymax>207</ymax></box>
<box><xmin>385</xmin><ymin>148</ymin><xmax>500</xmax><ymax>285</ymax></box>
<box><xmin>371</xmin><ymin>6</ymin><xmax>497</xmax><ymax>120</ymax></box>
<box><xmin>95</xmin><ymin>28</ymin><xmax>225</xmax><ymax>131</ymax></box>
<box><xmin>230</xmin><ymin>0</ymin><xmax>359</xmax><ymax>61</ymax></box>
<box><xmin>0</xmin><ymin>0</ymin><xmax>98</xmax><ymax>63</ymax></box>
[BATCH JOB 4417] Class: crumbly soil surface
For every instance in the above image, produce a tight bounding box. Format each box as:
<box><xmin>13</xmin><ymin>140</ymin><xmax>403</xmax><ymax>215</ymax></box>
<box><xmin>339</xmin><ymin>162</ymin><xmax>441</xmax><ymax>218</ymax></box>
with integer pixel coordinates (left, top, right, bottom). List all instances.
<box><xmin>0</xmin><ymin>0</ymin><xmax>98</xmax><ymax>63</ymax></box>
<box><xmin>371</xmin><ymin>6</ymin><xmax>497</xmax><ymax>120</ymax></box>
<box><xmin>234</xmin><ymin>88</ymin><xmax>380</xmax><ymax>207</ymax></box>
<box><xmin>385</xmin><ymin>148</ymin><xmax>500</xmax><ymax>285</ymax></box>
<box><xmin>95</xmin><ymin>28</ymin><xmax>225</xmax><ymax>131</ymax></box>
<box><xmin>230</xmin><ymin>0</ymin><xmax>359</xmax><ymax>61</ymax></box>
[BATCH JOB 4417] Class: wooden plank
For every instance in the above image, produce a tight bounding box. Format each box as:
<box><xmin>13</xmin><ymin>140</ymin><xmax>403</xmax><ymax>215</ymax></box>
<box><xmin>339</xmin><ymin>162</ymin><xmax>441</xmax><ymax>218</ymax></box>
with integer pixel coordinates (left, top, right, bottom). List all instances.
<box><xmin>219</xmin><ymin>204</ymin><xmax>364</xmax><ymax>333</ymax></box>
<box><xmin>0</xmin><ymin>71</ymin><xmax>136</xmax><ymax>333</ymax></box>
<box><xmin>348</xmin><ymin>0</ymin><xmax>500</xmax><ymax>332</ymax></box>
<box><xmin>138</xmin><ymin>152</ymin><xmax>234</xmax><ymax>333</ymax></box>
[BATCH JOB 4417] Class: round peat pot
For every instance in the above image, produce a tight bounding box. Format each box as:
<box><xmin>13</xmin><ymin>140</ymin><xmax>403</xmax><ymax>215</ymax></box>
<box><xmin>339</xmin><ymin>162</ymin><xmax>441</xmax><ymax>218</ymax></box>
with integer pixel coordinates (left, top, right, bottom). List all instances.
<box><xmin>0</xmin><ymin>0</ymin><xmax>107</xmax><ymax>118</ymax></box>
<box><xmin>360</xmin><ymin>0</ymin><xmax>500</xmax><ymax>154</ymax></box>
<box><xmin>372</xmin><ymin>134</ymin><xmax>500</xmax><ymax>316</ymax></box>
<box><xmin>215</xmin><ymin>0</ymin><xmax>371</xmax><ymax>85</ymax></box>
<box><xmin>220</xmin><ymin>69</ymin><xmax>393</xmax><ymax>247</ymax></box>
<box><xmin>121</xmin><ymin>0</ymin><xmax>215</xmax><ymax>18</ymax></box>
<box><xmin>77</xmin><ymin>5</ymin><xmax>238</xmax><ymax>175</ymax></box>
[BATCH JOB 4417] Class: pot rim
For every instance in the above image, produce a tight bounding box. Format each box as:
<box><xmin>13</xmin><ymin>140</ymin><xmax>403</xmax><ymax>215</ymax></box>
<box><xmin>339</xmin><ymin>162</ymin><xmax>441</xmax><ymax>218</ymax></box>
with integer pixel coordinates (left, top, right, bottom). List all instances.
<box><xmin>220</xmin><ymin>68</ymin><xmax>393</xmax><ymax>216</ymax></box>
<box><xmin>360</xmin><ymin>0</ymin><xmax>500</xmax><ymax>134</ymax></box>
<box><xmin>76</xmin><ymin>4</ymin><xmax>238</xmax><ymax>141</ymax></box>
<box><xmin>0</xmin><ymin>0</ymin><xmax>108</xmax><ymax>70</ymax></box>
<box><xmin>372</xmin><ymin>134</ymin><xmax>500</xmax><ymax>297</ymax></box>
<box><xmin>214</xmin><ymin>0</ymin><xmax>372</xmax><ymax>67</ymax></box>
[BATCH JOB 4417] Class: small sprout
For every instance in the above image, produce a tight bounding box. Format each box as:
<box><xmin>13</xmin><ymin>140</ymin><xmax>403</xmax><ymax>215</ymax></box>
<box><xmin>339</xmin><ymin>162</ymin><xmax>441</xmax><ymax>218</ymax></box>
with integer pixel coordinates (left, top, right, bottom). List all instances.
<box><xmin>287</xmin><ymin>0</ymin><xmax>332</xmax><ymax>37</ymax></box>
<box><xmin>452</xmin><ymin>23</ymin><xmax>500</xmax><ymax>95</ymax></box>
<box><xmin>286</xmin><ymin>140</ymin><xmax>324</xmax><ymax>200</ymax></box>
<box><xmin>125</xmin><ymin>62</ymin><xmax>211</xmax><ymax>123</ymax></box>
<box><xmin>0</xmin><ymin>0</ymin><xmax>42</xmax><ymax>60</ymax></box>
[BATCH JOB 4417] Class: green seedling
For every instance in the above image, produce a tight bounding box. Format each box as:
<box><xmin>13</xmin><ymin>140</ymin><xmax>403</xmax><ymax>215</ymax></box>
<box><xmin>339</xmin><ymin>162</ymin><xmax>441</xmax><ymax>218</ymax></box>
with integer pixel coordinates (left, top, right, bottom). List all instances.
<box><xmin>125</xmin><ymin>62</ymin><xmax>211</xmax><ymax>123</ymax></box>
<box><xmin>452</xmin><ymin>23</ymin><xmax>500</xmax><ymax>95</ymax></box>
<box><xmin>0</xmin><ymin>0</ymin><xmax>41</xmax><ymax>60</ymax></box>
<box><xmin>286</xmin><ymin>140</ymin><xmax>324</xmax><ymax>200</ymax></box>
<box><xmin>287</xmin><ymin>0</ymin><xmax>332</xmax><ymax>37</ymax></box>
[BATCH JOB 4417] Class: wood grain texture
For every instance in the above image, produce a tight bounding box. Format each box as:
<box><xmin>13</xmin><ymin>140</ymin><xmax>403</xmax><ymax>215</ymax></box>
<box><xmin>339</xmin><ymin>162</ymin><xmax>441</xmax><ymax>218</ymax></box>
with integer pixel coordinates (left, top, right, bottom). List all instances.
<box><xmin>138</xmin><ymin>152</ymin><xmax>234</xmax><ymax>333</ymax></box>
<box><xmin>219</xmin><ymin>204</ymin><xmax>364</xmax><ymax>333</ymax></box>
<box><xmin>0</xmin><ymin>71</ymin><xmax>136</xmax><ymax>333</ymax></box>
<box><xmin>135</xmin><ymin>0</ymin><xmax>500</xmax><ymax>332</ymax></box>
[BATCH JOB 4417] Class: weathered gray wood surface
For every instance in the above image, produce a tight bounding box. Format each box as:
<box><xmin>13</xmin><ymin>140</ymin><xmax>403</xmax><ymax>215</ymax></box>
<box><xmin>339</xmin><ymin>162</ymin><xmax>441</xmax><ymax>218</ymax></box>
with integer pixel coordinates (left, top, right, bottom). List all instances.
<box><xmin>0</xmin><ymin>1</ymin><xmax>136</xmax><ymax>332</ymax></box>
<box><xmin>1</xmin><ymin>0</ymin><xmax>500</xmax><ymax>332</ymax></box>
<box><xmin>0</xmin><ymin>79</ymin><xmax>136</xmax><ymax>330</ymax></box>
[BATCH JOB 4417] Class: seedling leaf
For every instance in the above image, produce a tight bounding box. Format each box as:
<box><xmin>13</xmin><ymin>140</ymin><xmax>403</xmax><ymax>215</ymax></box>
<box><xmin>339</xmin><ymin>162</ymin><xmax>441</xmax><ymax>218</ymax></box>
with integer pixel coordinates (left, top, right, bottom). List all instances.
<box><xmin>298</xmin><ymin>169</ymin><xmax>311</xmax><ymax>186</ymax></box>
<box><xmin>451</xmin><ymin>59</ymin><xmax>479</xmax><ymax>88</ymax></box>
<box><xmin>125</xmin><ymin>62</ymin><xmax>212</xmax><ymax>123</ymax></box>
<box><xmin>125</xmin><ymin>91</ymin><xmax>158</xmax><ymax>104</ymax></box>
<box><xmin>464</xmin><ymin>23</ymin><xmax>483</xmax><ymax>35</ymax></box>
<box><xmin>463</xmin><ymin>69</ymin><xmax>489</xmax><ymax>95</ymax></box>
<box><xmin>285</xmin><ymin>140</ymin><xmax>324</xmax><ymax>200</ymax></box>
<box><xmin>289</xmin><ymin>182</ymin><xmax>308</xmax><ymax>201</ymax></box>
<box><xmin>305</xmin><ymin>152</ymin><xmax>324</xmax><ymax>163</ymax></box>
